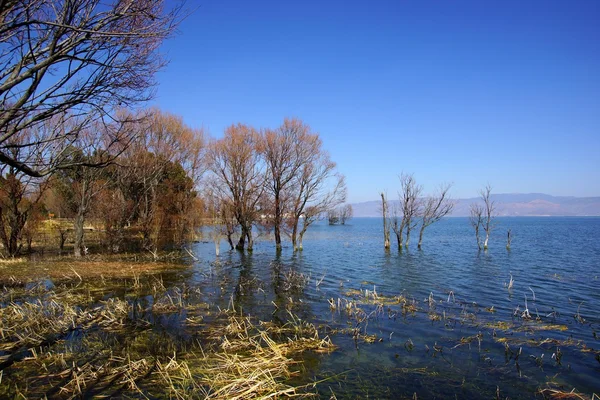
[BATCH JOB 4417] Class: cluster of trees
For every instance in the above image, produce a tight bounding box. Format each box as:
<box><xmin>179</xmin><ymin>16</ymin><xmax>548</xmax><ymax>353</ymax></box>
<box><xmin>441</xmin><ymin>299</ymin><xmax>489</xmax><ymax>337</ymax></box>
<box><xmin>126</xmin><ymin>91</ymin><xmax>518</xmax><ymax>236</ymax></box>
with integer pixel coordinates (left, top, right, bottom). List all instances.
<box><xmin>327</xmin><ymin>204</ymin><xmax>353</xmax><ymax>225</ymax></box>
<box><xmin>381</xmin><ymin>173</ymin><xmax>454</xmax><ymax>250</ymax></box>
<box><xmin>206</xmin><ymin>118</ymin><xmax>346</xmax><ymax>253</ymax></box>
<box><xmin>0</xmin><ymin>0</ymin><xmax>186</xmax><ymax>257</ymax></box>
<box><xmin>1</xmin><ymin>110</ymin><xmax>204</xmax><ymax>257</ymax></box>
<box><xmin>0</xmin><ymin>1</ymin><xmax>346</xmax><ymax>257</ymax></box>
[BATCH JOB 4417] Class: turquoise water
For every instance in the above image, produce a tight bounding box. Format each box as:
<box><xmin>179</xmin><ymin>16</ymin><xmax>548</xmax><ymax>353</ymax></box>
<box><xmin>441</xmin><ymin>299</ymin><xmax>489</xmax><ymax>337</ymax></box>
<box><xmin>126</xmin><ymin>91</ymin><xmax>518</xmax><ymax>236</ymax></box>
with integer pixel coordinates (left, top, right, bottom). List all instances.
<box><xmin>192</xmin><ymin>217</ymin><xmax>600</xmax><ymax>398</ymax></box>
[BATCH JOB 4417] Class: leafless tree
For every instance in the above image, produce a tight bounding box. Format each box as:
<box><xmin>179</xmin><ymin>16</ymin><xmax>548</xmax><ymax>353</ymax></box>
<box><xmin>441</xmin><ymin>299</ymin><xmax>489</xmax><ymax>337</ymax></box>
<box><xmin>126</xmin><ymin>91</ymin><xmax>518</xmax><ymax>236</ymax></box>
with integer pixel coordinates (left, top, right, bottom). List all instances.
<box><xmin>0</xmin><ymin>0</ymin><xmax>183</xmax><ymax>177</ymax></box>
<box><xmin>56</xmin><ymin>125</ymin><xmax>117</xmax><ymax>257</ymax></box>
<box><xmin>381</xmin><ymin>192</ymin><xmax>390</xmax><ymax>249</ymax></box>
<box><xmin>286</xmin><ymin>134</ymin><xmax>346</xmax><ymax>251</ymax></box>
<box><xmin>481</xmin><ymin>184</ymin><xmax>496</xmax><ymax>249</ymax></box>
<box><xmin>391</xmin><ymin>202</ymin><xmax>404</xmax><ymax>249</ymax></box>
<box><xmin>260</xmin><ymin>118</ymin><xmax>307</xmax><ymax>251</ymax></box>
<box><xmin>469</xmin><ymin>203</ymin><xmax>484</xmax><ymax>250</ymax></box>
<box><xmin>293</xmin><ymin>173</ymin><xmax>346</xmax><ymax>251</ymax></box>
<box><xmin>207</xmin><ymin>124</ymin><xmax>265</xmax><ymax>252</ymax></box>
<box><xmin>327</xmin><ymin>209</ymin><xmax>339</xmax><ymax>225</ymax></box>
<box><xmin>339</xmin><ymin>204</ymin><xmax>353</xmax><ymax>225</ymax></box>
<box><xmin>0</xmin><ymin>147</ymin><xmax>47</xmax><ymax>257</ymax></box>
<box><xmin>417</xmin><ymin>183</ymin><xmax>454</xmax><ymax>248</ymax></box>
<box><xmin>396</xmin><ymin>173</ymin><xmax>422</xmax><ymax>248</ymax></box>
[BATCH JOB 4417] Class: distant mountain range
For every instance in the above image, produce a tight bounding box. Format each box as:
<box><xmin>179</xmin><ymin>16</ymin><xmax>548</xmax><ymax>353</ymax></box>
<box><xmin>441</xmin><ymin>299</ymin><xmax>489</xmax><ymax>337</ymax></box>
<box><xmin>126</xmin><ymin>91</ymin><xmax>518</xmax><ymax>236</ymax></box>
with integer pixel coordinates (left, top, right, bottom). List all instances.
<box><xmin>351</xmin><ymin>193</ymin><xmax>600</xmax><ymax>217</ymax></box>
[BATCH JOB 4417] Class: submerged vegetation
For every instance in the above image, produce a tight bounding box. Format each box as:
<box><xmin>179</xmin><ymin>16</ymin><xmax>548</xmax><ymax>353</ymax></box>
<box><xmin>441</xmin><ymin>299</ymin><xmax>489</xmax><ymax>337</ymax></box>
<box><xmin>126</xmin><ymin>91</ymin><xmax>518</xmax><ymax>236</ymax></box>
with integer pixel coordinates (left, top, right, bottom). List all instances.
<box><xmin>0</xmin><ymin>270</ymin><xmax>336</xmax><ymax>399</ymax></box>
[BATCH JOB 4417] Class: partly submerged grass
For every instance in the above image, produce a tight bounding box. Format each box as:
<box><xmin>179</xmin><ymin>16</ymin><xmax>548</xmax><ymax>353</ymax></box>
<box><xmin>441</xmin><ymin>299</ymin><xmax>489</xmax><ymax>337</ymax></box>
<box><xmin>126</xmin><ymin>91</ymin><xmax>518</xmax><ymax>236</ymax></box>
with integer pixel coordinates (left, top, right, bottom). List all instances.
<box><xmin>0</xmin><ymin>280</ymin><xmax>335</xmax><ymax>399</ymax></box>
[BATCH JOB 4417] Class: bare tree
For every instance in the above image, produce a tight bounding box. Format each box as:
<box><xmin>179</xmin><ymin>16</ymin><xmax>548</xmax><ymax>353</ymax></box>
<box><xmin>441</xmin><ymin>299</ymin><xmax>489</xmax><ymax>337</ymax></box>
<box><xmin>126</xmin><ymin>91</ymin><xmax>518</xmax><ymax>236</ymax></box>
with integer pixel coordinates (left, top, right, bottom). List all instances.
<box><xmin>294</xmin><ymin>174</ymin><xmax>346</xmax><ymax>251</ymax></box>
<box><xmin>0</xmin><ymin>0</ymin><xmax>183</xmax><ymax>177</ymax></box>
<box><xmin>391</xmin><ymin>202</ymin><xmax>404</xmax><ymax>249</ymax></box>
<box><xmin>381</xmin><ymin>192</ymin><xmax>390</xmax><ymax>249</ymax></box>
<box><xmin>397</xmin><ymin>173</ymin><xmax>422</xmax><ymax>248</ymax></box>
<box><xmin>481</xmin><ymin>184</ymin><xmax>496</xmax><ymax>249</ymax></box>
<box><xmin>286</xmin><ymin>133</ymin><xmax>346</xmax><ymax>251</ymax></box>
<box><xmin>260</xmin><ymin>118</ymin><xmax>307</xmax><ymax>251</ymax></box>
<box><xmin>339</xmin><ymin>204</ymin><xmax>353</xmax><ymax>225</ymax></box>
<box><xmin>207</xmin><ymin>124</ymin><xmax>265</xmax><ymax>252</ymax></box>
<box><xmin>327</xmin><ymin>209</ymin><xmax>339</xmax><ymax>225</ymax></box>
<box><xmin>469</xmin><ymin>203</ymin><xmax>484</xmax><ymax>250</ymax></box>
<box><xmin>53</xmin><ymin>126</ymin><xmax>117</xmax><ymax>257</ymax></box>
<box><xmin>417</xmin><ymin>183</ymin><xmax>454</xmax><ymax>249</ymax></box>
<box><xmin>0</xmin><ymin>170</ymin><xmax>46</xmax><ymax>256</ymax></box>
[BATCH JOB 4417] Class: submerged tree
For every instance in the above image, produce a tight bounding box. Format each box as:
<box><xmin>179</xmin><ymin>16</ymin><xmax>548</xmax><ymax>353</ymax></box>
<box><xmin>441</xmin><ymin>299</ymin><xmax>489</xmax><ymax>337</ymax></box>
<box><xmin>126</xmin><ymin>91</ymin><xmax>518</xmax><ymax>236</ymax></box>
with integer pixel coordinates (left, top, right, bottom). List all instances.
<box><xmin>480</xmin><ymin>184</ymin><xmax>496</xmax><ymax>249</ymax></box>
<box><xmin>394</xmin><ymin>173</ymin><xmax>422</xmax><ymax>248</ymax></box>
<box><xmin>417</xmin><ymin>183</ymin><xmax>454</xmax><ymax>249</ymax></box>
<box><xmin>0</xmin><ymin>0</ymin><xmax>183</xmax><ymax>177</ymax></box>
<box><xmin>469</xmin><ymin>204</ymin><xmax>484</xmax><ymax>250</ymax></box>
<box><xmin>260</xmin><ymin>118</ymin><xmax>308</xmax><ymax>251</ymax></box>
<box><xmin>327</xmin><ymin>209</ymin><xmax>340</xmax><ymax>225</ymax></box>
<box><xmin>288</xmin><ymin>157</ymin><xmax>346</xmax><ymax>251</ymax></box>
<box><xmin>381</xmin><ymin>192</ymin><xmax>390</xmax><ymax>250</ymax></box>
<box><xmin>207</xmin><ymin>124</ymin><xmax>265</xmax><ymax>252</ymax></box>
<box><xmin>327</xmin><ymin>204</ymin><xmax>353</xmax><ymax>225</ymax></box>
<box><xmin>339</xmin><ymin>204</ymin><xmax>353</xmax><ymax>225</ymax></box>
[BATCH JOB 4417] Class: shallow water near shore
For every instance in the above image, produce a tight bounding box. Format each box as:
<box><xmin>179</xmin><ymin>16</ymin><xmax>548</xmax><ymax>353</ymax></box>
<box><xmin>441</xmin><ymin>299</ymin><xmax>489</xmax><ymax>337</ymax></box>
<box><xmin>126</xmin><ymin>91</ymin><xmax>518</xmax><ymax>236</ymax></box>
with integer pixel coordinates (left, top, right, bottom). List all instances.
<box><xmin>192</xmin><ymin>217</ymin><xmax>600</xmax><ymax>398</ymax></box>
<box><xmin>1</xmin><ymin>217</ymin><xmax>599</xmax><ymax>398</ymax></box>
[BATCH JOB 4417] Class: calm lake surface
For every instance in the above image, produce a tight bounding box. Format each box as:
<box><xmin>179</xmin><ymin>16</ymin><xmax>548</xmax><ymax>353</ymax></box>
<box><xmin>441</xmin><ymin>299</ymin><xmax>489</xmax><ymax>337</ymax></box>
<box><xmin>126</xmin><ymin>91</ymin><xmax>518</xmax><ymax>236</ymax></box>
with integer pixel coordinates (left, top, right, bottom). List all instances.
<box><xmin>193</xmin><ymin>217</ymin><xmax>600</xmax><ymax>399</ymax></box>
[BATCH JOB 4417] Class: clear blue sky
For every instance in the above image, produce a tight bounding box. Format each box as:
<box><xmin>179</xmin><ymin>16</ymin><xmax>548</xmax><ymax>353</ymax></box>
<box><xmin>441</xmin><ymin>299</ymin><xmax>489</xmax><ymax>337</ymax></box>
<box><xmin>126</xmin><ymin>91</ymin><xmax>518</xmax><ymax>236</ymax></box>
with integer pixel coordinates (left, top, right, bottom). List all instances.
<box><xmin>153</xmin><ymin>0</ymin><xmax>600</xmax><ymax>203</ymax></box>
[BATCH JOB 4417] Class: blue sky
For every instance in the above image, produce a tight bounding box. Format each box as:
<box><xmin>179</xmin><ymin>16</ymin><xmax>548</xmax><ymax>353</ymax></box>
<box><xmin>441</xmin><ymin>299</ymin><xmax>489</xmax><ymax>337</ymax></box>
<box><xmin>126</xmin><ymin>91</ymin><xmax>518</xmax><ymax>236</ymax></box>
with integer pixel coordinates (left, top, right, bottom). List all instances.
<box><xmin>153</xmin><ymin>0</ymin><xmax>600</xmax><ymax>202</ymax></box>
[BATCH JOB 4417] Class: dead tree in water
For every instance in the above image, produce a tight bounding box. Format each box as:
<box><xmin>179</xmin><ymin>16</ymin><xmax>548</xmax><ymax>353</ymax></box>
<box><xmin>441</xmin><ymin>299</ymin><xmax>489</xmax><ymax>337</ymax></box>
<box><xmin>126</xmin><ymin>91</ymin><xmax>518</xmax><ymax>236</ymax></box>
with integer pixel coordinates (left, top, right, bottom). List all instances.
<box><xmin>418</xmin><ymin>183</ymin><xmax>454</xmax><ymax>249</ymax></box>
<box><xmin>469</xmin><ymin>203</ymin><xmax>484</xmax><ymax>250</ymax></box>
<box><xmin>506</xmin><ymin>229</ymin><xmax>512</xmax><ymax>250</ymax></box>
<box><xmin>339</xmin><ymin>204</ymin><xmax>353</xmax><ymax>225</ymax></box>
<box><xmin>481</xmin><ymin>185</ymin><xmax>496</xmax><ymax>249</ymax></box>
<box><xmin>381</xmin><ymin>192</ymin><xmax>390</xmax><ymax>249</ymax></box>
<box><xmin>398</xmin><ymin>173</ymin><xmax>422</xmax><ymax>248</ymax></box>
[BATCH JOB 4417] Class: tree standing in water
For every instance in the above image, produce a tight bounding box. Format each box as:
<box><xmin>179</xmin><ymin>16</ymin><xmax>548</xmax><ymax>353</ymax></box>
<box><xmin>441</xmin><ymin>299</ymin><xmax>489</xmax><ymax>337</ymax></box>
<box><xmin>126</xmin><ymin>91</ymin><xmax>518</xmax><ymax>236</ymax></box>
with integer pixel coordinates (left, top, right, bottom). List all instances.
<box><xmin>481</xmin><ymin>184</ymin><xmax>496</xmax><ymax>249</ymax></box>
<box><xmin>381</xmin><ymin>192</ymin><xmax>390</xmax><ymax>249</ymax></box>
<box><xmin>417</xmin><ymin>183</ymin><xmax>454</xmax><ymax>249</ymax></box>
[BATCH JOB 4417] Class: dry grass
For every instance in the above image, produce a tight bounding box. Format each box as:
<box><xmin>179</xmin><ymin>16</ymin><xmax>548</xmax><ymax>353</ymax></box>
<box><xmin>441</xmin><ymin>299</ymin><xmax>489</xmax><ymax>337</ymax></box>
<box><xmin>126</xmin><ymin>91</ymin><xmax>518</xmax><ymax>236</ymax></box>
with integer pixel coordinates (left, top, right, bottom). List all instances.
<box><xmin>0</xmin><ymin>254</ymin><xmax>187</xmax><ymax>284</ymax></box>
<box><xmin>150</xmin><ymin>310</ymin><xmax>336</xmax><ymax>399</ymax></box>
<box><xmin>0</xmin><ymin>279</ymin><xmax>336</xmax><ymax>399</ymax></box>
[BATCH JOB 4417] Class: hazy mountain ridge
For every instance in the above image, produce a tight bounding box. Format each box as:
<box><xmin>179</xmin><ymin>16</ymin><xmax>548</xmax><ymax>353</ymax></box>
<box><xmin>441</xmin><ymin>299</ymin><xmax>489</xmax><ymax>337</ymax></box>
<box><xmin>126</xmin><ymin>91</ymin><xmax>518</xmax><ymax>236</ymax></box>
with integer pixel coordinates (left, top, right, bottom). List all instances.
<box><xmin>352</xmin><ymin>193</ymin><xmax>600</xmax><ymax>217</ymax></box>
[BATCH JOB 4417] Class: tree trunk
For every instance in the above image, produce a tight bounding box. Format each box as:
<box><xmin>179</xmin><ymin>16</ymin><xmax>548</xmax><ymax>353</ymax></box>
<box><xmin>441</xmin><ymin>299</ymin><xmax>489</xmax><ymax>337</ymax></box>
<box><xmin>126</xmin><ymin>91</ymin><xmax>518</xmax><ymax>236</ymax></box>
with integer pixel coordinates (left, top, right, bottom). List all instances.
<box><xmin>381</xmin><ymin>193</ymin><xmax>390</xmax><ymax>249</ymax></box>
<box><xmin>274</xmin><ymin>193</ymin><xmax>282</xmax><ymax>250</ymax></box>
<box><xmin>236</xmin><ymin>224</ymin><xmax>248</xmax><ymax>251</ymax></box>
<box><xmin>73</xmin><ymin>208</ymin><xmax>85</xmax><ymax>258</ymax></box>
<box><xmin>226</xmin><ymin>229</ymin><xmax>234</xmax><ymax>250</ymax></box>
<box><xmin>246</xmin><ymin>227</ymin><xmax>254</xmax><ymax>252</ymax></box>
<box><xmin>298</xmin><ymin>231</ymin><xmax>305</xmax><ymax>251</ymax></box>
<box><xmin>214</xmin><ymin>238</ymin><xmax>220</xmax><ymax>256</ymax></box>
<box><xmin>405</xmin><ymin>227</ymin><xmax>411</xmax><ymax>247</ymax></box>
<box><xmin>418</xmin><ymin>225</ymin><xmax>425</xmax><ymax>249</ymax></box>
<box><xmin>483</xmin><ymin>233</ymin><xmax>489</xmax><ymax>250</ymax></box>
<box><xmin>291</xmin><ymin>217</ymin><xmax>299</xmax><ymax>251</ymax></box>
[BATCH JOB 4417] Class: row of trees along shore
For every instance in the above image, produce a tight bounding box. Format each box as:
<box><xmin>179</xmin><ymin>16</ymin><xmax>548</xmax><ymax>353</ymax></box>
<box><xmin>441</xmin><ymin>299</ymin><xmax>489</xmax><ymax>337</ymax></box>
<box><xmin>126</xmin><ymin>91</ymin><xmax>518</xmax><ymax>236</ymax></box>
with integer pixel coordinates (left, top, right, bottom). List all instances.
<box><xmin>0</xmin><ymin>113</ymin><xmax>347</xmax><ymax>257</ymax></box>
<box><xmin>0</xmin><ymin>0</ymin><xmax>347</xmax><ymax>258</ymax></box>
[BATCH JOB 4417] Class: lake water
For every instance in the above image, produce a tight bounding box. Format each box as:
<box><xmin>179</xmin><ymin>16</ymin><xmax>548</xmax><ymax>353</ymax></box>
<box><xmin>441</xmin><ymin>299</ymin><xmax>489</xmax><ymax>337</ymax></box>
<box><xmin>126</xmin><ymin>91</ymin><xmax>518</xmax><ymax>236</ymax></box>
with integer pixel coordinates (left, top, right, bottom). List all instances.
<box><xmin>192</xmin><ymin>217</ymin><xmax>600</xmax><ymax>398</ymax></box>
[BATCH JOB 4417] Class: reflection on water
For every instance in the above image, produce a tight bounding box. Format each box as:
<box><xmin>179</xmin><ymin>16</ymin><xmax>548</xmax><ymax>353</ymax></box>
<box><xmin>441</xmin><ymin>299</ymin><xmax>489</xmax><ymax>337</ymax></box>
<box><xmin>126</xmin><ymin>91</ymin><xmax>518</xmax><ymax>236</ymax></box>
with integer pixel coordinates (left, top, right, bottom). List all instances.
<box><xmin>193</xmin><ymin>217</ymin><xmax>600</xmax><ymax>398</ymax></box>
